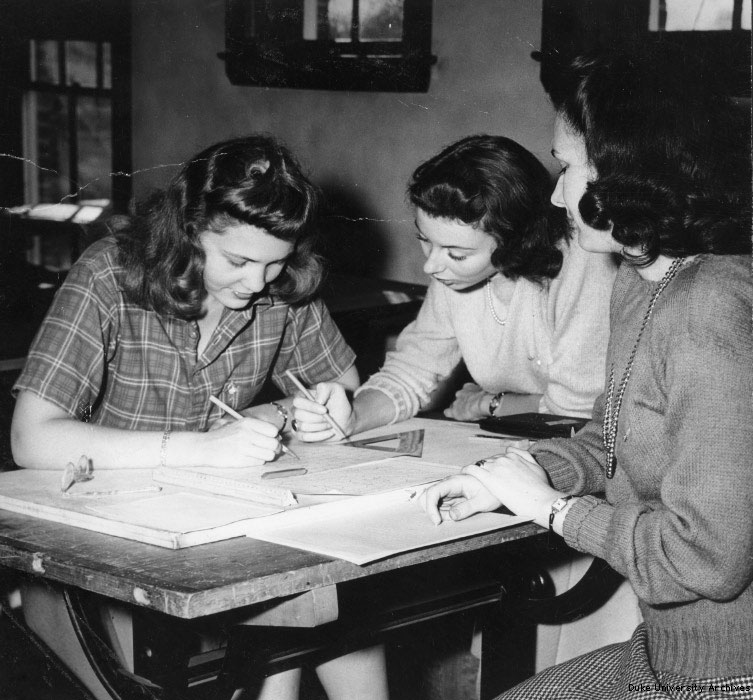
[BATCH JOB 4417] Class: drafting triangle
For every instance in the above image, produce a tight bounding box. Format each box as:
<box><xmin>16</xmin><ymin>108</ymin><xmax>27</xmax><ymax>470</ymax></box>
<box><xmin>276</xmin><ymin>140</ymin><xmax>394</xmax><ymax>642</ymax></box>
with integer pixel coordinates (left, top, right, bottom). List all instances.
<box><xmin>345</xmin><ymin>429</ymin><xmax>424</xmax><ymax>458</ymax></box>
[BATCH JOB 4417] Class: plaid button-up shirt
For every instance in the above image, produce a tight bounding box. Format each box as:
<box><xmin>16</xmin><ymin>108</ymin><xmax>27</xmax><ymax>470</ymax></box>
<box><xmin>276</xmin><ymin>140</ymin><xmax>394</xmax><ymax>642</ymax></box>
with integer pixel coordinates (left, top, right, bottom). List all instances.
<box><xmin>14</xmin><ymin>238</ymin><xmax>355</xmax><ymax>431</ymax></box>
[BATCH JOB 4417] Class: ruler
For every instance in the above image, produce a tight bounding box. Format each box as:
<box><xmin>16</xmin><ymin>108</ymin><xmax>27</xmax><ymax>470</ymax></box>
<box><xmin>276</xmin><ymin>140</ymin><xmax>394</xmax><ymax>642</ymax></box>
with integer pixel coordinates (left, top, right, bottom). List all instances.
<box><xmin>152</xmin><ymin>468</ymin><xmax>297</xmax><ymax>508</ymax></box>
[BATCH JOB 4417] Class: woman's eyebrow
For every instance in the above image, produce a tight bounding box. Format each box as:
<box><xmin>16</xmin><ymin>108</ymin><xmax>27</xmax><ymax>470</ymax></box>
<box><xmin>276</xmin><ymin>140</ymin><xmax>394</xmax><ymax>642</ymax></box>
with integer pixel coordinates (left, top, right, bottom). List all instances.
<box><xmin>226</xmin><ymin>251</ymin><xmax>290</xmax><ymax>264</ymax></box>
<box><xmin>414</xmin><ymin>218</ymin><xmax>478</xmax><ymax>250</ymax></box>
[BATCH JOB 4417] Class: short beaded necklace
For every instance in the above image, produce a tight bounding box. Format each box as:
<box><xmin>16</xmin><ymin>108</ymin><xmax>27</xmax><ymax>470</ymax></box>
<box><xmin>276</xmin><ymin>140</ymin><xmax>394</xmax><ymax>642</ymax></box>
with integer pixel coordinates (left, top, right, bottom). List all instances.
<box><xmin>603</xmin><ymin>257</ymin><xmax>685</xmax><ymax>478</ymax></box>
<box><xmin>485</xmin><ymin>277</ymin><xmax>507</xmax><ymax>326</ymax></box>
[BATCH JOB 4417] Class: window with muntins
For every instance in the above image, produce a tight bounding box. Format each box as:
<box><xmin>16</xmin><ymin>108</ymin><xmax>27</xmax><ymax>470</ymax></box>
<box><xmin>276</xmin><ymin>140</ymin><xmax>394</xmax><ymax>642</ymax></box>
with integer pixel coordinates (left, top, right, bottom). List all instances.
<box><xmin>24</xmin><ymin>39</ymin><xmax>113</xmax><ymax>205</ymax></box>
<box><xmin>222</xmin><ymin>0</ymin><xmax>435</xmax><ymax>91</ymax></box>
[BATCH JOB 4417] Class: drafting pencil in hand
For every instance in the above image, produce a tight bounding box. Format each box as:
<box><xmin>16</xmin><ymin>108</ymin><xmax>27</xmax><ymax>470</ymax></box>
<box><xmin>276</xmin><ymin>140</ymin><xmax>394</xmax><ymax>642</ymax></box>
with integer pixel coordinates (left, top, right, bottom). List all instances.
<box><xmin>209</xmin><ymin>395</ymin><xmax>300</xmax><ymax>460</ymax></box>
<box><xmin>284</xmin><ymin>370</ymin><xmax>348</xmax><ymax>441</ymax></box>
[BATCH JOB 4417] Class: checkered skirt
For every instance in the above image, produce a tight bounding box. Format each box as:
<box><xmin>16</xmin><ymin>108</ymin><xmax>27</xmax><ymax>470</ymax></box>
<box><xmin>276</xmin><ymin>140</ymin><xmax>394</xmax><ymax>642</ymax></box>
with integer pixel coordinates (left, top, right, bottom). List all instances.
<box><xmin>494</xmin><ymin>625</ymin><xmax>753</xmax><ymax>700</ymax></box>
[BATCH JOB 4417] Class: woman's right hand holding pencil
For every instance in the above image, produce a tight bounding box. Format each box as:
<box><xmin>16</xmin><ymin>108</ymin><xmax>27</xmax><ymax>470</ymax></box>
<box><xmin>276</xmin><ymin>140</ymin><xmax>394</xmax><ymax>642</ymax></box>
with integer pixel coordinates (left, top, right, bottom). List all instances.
<box><xmin>192</xmin><ymin>417</ymin><xmax>282</xmax><ymax>467</ymax></box>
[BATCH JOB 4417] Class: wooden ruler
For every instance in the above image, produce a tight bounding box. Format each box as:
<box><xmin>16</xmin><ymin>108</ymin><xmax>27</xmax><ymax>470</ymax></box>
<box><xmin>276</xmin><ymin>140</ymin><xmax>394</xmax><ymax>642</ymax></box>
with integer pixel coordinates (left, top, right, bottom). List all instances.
<box><xmin>152</xmin><ymin>468</ymin><xmax>297</xmax><ymax>508</ymax></box>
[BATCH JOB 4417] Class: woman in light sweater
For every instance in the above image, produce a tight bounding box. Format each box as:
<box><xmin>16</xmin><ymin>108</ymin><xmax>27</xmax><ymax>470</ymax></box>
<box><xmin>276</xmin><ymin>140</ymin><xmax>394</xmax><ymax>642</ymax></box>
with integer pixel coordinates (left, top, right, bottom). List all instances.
<box><xmin>420</xmin><ymin>47</ymin><xmax>753</xmax><ymax>698</ymax></box>
<box><xmin>293</xmin><ymin>135</ymin><xmax>618</xmax><ymax>438</ymax></box>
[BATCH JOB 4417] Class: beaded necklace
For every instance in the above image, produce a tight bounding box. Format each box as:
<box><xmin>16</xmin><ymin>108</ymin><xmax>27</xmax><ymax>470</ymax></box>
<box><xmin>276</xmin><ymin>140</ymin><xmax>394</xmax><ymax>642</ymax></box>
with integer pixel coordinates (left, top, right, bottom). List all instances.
<box><xmin>485</xmin><ymin>277</ymin><xmax>507</xmax><ymax>326</ymax></box>
<box><xmin>603</xmin><ymin>257</ymin><xmax>685</xmax><ymax>478</ymax></box>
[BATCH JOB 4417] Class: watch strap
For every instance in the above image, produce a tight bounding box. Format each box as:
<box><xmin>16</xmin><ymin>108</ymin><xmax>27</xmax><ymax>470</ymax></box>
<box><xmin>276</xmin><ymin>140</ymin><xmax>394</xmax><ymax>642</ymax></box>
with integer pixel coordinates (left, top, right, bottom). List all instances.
<box><xmin>488</xmin><ymin>391</ymin><xmax>505</xmax><ymax>416</ymax></box>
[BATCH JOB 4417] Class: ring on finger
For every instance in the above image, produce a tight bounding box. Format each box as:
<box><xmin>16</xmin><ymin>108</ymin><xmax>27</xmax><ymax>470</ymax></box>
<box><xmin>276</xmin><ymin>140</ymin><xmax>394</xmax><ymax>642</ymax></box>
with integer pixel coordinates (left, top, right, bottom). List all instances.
<box><xmin>474</xmin><ymin>459</ymin><xmax>488</xmax><ymax>467</ymax></box>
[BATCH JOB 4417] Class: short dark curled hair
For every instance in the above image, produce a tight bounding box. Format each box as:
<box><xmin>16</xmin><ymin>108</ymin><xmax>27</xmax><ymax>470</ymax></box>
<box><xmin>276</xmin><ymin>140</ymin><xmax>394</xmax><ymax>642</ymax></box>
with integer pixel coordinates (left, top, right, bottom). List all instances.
<box><xmin>549</xmin><ymin>46</ymin><xmax>751</xmax><ymax>264</ymax></box>
<box><xmin>408</xmin><ymin>134</ymin><xmax>567</xmax><ymax>284</ymax></box>
<box><xmin>115</xmin><ymin>134</ymin><xmax>323</xmax><ymax>318</ymax></box>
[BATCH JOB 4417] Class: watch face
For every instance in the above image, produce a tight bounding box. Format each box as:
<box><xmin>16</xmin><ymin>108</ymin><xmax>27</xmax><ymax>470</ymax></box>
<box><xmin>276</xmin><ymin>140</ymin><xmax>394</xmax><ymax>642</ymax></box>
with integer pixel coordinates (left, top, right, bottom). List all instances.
<box><xmin>552</xmin><ymin>496</ymin><xmax>572</xmax><ymax>511</ymax></box>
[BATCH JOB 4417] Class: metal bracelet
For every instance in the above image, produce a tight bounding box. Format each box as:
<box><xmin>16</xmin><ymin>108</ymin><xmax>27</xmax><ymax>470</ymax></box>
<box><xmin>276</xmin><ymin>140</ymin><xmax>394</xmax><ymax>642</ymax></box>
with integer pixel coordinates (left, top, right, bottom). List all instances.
<box><xmin>271</xmin><ymin>402</ymin><xmax>288</xmax><ymax>433</ymax></box>
<box><xmin>160</xmin><ymin>429</ymin><xmax>171</xmax><ymax>468</ymax></box>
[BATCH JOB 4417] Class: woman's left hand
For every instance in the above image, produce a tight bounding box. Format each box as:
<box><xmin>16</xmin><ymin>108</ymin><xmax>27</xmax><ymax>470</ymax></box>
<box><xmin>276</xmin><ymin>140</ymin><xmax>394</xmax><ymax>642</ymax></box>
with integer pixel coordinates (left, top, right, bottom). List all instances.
<box><xmin>444</xmin><ymin>382</ymin><xmax>492</xmax><ymax>421</ymax></box>
<box><xmin>462</xmin><ymin>448</ymin><xmax>564</xmax><ymax>528</ymax></box>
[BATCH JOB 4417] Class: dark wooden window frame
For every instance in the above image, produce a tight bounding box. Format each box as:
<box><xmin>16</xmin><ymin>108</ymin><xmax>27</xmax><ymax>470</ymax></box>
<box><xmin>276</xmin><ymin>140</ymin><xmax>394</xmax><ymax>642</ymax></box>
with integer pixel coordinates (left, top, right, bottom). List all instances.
<box><xmin>536</xmin><ymin>0</ymin><xmax>750</xmax><ymax>98</ymax></box>
<box><xmin>221</xmin><ymin>0</ymin><xmax>436</xmax><ymax>92</ymax></box>
<box><xmin>0</xmin><ymin>0</ymin><xmax>132</xmax><ymax>211</ymax></box>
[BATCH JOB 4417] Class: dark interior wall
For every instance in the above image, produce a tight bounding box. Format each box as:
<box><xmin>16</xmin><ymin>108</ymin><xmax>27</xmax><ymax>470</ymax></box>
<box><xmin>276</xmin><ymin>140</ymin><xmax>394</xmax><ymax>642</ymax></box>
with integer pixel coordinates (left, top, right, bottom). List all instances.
<box><xmin>131</xmin><ymin>0</ymin><xmax>553</xmax><ymax>284</ymax></box>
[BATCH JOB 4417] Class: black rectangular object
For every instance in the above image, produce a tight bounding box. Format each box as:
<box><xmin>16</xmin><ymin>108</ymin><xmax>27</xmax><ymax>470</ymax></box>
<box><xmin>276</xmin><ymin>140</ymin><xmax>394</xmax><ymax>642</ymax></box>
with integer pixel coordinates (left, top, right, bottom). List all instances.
<box><xmin>478</xmin><ymin>412</ymin><xmax>589</xmax><ymax>439</ymax></box>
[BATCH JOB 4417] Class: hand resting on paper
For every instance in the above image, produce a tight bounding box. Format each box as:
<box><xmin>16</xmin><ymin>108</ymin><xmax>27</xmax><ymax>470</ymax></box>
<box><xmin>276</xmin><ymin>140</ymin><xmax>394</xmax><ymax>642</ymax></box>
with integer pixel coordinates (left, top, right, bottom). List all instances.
<box><xmin>417</xmin><ymin>447</ymin><xmax>564</xmax><ymax>529</ymax></box>
<box><xmin>416</xmin><ymin>473</ymin><xmax>504</xmax><ymax>526</ymax></box>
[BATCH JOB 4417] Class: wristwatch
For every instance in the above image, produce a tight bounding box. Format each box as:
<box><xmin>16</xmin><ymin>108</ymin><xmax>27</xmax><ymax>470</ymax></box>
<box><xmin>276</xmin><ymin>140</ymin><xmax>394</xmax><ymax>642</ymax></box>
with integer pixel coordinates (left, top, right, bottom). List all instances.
<box><xmin>548</xmin><ymin>495</ymin><xmax>574</xmax><ymax>532</ymax></box>
<box><xmin>488</xmin><ymin>391</ymin><xmax>505</xmax><ymax>416</ymax></box>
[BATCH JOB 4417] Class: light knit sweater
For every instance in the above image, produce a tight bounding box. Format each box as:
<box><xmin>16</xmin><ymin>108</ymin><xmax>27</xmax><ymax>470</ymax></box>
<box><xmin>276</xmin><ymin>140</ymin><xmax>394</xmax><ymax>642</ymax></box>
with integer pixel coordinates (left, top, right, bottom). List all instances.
<box><xmin>356</xmin><ymin>240</ymin><xmax>618</xmax><ymax>421</ymax></box>
<box><xmin>532</xmin><ymin>254</ymin><xmax>753</xmax><ymax>678</ymax></box>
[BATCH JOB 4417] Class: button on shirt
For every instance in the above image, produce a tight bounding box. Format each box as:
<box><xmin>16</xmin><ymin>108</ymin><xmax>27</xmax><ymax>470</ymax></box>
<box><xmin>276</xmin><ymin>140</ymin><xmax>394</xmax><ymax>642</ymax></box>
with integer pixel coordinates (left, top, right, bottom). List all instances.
<box><xmin>14</xmin><ymin>237</ymin><xmax>355</xmax><ymax>432</ymax></box>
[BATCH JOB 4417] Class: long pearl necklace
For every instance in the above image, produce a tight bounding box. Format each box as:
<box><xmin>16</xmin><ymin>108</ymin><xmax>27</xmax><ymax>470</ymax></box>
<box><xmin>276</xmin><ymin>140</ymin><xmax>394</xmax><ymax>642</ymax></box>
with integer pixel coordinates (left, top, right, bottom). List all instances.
<box><xmin>603</xmin><ymin>257</ymin><xmax>685</xmax><ymax>478</ymax></box>
<box><xmin>485</xmin><ymin>277</ymin><xmax>507</xmax><ymax>326</ymax></box>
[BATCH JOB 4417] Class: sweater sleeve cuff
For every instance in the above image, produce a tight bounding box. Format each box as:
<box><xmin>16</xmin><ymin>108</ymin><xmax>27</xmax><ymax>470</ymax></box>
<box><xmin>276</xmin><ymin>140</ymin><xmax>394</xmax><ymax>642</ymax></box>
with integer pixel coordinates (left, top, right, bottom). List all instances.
<box><xmin>531</xmin><ymin>442</ymin><xmax>581</xmax><ymax>492</ymax></box>
<box><xmin>354</xmin><ymin>380</ymin><xmax>406</xmax><ymax>424</ymax></box>
<box><xmin>562</xmin><ymin>494</ymin><xmax>612</xmax><ymax>560</ymax></box>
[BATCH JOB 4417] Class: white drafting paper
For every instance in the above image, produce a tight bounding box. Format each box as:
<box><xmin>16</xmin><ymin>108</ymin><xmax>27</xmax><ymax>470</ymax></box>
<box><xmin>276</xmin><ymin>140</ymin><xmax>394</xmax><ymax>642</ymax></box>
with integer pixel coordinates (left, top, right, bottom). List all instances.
<box><xmin>244</xmin><ymin>488</ymin><xmax>531</xmax><ymax>565</ymax></box>
<box><xmin>264</xmin><ymin>456</ymin><xmax>460</xmax><ymax>495</ymax></box>
<box><xmin>86</xmin><ymin>492</ymin><xmax>279</xmax><ymax>532</ymax></box>
<box><xmin>343</xmin><ymin>417</ymin><xmax>533</xmax><ymax>467</ymax></box>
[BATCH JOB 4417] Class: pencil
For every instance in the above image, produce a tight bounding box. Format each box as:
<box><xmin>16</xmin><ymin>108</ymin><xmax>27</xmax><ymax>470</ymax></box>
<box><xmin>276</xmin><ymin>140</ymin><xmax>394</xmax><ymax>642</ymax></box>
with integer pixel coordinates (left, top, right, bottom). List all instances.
<box><xmin>209</xmin><ymin>395</ymin><xmax>300</xmax><ymax>460</ymax></box>
<box><xmin>261</xmin><ymin>467</ymin><xmax>308</xmax><ymax>480</ymax></box>
<box><xmin>284</xmin><ymin>370</ymin><xmax>349</xmax><ymax>441</ymax></box>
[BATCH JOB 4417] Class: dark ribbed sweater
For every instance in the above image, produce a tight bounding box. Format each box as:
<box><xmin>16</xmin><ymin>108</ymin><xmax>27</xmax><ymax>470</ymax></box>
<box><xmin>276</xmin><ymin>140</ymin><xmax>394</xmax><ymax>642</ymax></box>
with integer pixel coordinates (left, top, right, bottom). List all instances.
<box><xmin>532</xmin><ymin>254</ymin><xmax>753</xmax><ymax>678</ymax></box>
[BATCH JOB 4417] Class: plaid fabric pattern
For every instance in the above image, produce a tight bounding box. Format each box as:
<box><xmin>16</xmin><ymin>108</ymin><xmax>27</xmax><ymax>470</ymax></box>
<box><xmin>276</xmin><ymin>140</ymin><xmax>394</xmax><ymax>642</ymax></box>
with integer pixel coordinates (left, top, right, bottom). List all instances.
<box><xmin>495</xmin><ymin>625</ymin><xmax>753</xmax><ymax>700</ymax></box>
<box><xmin>14</xmin><ymin>238</ymin><xmax>355</xmax><ymax>431</ymax></box>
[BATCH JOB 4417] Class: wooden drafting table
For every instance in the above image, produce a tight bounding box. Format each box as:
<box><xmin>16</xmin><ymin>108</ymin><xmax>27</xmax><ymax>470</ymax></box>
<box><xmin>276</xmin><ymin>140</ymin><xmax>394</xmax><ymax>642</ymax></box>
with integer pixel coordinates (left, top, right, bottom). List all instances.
<box><xmin>0</xmin><ymin>509</ymin><xmax>545</xmax><ymax>698</ymax></box>
<box><xmin>0</xmin><ymin>418</ymin><xmax>549</xmax><ymax>699</ymax></box>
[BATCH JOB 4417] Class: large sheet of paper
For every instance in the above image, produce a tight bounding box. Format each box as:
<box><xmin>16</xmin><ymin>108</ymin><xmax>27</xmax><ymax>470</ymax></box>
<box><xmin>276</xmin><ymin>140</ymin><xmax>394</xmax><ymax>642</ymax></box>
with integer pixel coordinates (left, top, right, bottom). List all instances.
<box><xmin>244</xmin><ymin>487</ymin><xmax>531</xmax><ymax>565</ymax></box>
<box><xmin>173</xmin><ymin>417</ymin><xmax>528</xmax><ymax>498</ymax></box>
<box><xmin>0</xmin><ymin>469</ymin><xmax>280</xmax><ymax>549</ymax></box>
<box><xmin>346</xmin><ymin>417</ymin><xmax>532</xmax><ymax>466</ymax></box>
<box><xmin>0</xmin><ymin>418</ymin><xmax>529</xmax><ymax>551</ymax></box>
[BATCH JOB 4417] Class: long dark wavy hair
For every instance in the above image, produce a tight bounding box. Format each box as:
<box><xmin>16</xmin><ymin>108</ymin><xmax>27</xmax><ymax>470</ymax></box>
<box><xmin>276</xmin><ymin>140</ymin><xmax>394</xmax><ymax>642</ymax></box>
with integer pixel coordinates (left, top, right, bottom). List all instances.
<box><xmin>548</xmin><ymin>47</ymin><xmax>752</xmax><ymax>265</ymax></box>
<box><xmin>407</xmin><ymin>135</ymin><xmax>567</xmax><ymax>284</ymax></box>
<box><xmin>115</xmin><ymin>135</ymin><xmax>323</xmax><ymax>318</ymax></box>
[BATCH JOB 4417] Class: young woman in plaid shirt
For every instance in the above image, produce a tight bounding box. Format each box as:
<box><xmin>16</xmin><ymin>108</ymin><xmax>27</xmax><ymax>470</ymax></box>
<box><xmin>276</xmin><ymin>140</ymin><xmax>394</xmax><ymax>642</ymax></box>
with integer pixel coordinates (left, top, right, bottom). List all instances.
<box><xmin>11</xmin><ymin>135</ymin><xmax>388</xmax><ymax>700</ymax></box>
<box><xmin>12</xmin><ymin>135</ymin><xmax>358</xmax><ymax>470</ymax></box>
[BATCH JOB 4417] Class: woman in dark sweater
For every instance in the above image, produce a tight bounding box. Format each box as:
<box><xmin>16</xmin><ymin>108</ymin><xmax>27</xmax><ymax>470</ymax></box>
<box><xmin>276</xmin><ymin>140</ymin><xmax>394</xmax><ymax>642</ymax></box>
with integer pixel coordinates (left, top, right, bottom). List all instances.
<box><xmin>419</xmin><ymin>47</ymin><xmax>752</xmax><ymax>698</ymax></box>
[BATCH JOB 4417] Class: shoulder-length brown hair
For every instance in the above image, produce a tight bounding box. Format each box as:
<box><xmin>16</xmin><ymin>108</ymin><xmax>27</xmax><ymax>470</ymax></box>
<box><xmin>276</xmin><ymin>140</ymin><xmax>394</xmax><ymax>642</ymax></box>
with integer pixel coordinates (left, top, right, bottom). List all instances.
<box><xmin>408</xmin><ymin>134</ymin><xmax>567</xmax><ymax>284</ymax></box>
<box><xmin>115</xmin><ymin>134</ymin><xmax>324</xmax><ymax>318</ymax></box>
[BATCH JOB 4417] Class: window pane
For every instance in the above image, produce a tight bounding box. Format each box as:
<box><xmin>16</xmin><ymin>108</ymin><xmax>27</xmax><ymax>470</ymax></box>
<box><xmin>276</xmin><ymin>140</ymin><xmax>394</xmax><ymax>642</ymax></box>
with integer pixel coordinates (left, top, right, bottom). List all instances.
<box><xmin>360</xmin><ymin>0</ymin><xmax>403</xmax><ymax>41</ymax></box>
<box><xmin>33</xmin><ymin>92</ymin><xmax>71</xmax><ymax>201</ymax></box>
<box><xmin>649</xmin><ymin>0</ymin><xmax>743</xmax><ymax>31</ymax></box>
<box><xmin>77</xmin><ymin>96</ymin><xmax>112</xmax><ymax>199</ymax></box>
<box><xmin>31</xmin><ymin>40</ymin><xmax>60</xmax><ymax>84</ymax></box>
<box><xmin>102</xmin><ymin>43</ymin><xmax>112</xmax><ymax>89</ymax></box>
<box><xmin>328</xmin><ymin>0</ymin><xmax>353</xmax><ymax>41</ymax></box>
<box><xmin>66</xmin><ymin>41</ymin><xmax>98</xmax><ymax>87</ymax></box>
